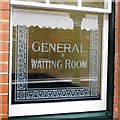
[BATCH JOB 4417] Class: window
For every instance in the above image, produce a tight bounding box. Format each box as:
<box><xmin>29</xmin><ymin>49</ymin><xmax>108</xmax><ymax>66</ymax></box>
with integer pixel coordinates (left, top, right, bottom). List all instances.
<box><xmin>11</xmin><ymin>0</ymin><xmax>112</xmax><ymax>13</ymax></box>
<box><xmin>9</xmin><ymin>0</ymin><xmax>112</xmax><ymax>117</ymax></box>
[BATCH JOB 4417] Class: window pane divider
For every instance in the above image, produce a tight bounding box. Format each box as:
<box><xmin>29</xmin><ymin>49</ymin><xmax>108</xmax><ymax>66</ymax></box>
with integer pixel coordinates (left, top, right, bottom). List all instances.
<box><xmin>46</xmin><ymin>0</ymin><xmax>50</xmax><ymax>4</ymax></box>
<box><xmin>108</xmin><ymin>0</ymin><xmax>112</xmax><ymax>13</ymax></box>
<box><xmin>77</xmin><ymin>0</ymin><xmax>82</xmax><ymax>7</ymax></box>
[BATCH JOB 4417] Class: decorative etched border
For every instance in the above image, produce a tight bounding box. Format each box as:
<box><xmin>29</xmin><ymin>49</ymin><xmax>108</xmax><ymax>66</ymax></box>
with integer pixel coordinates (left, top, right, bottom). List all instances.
<box><xmin>15</xmin><ymin>25</ymin><xmax>28</xmax><ymax>101</ymax></box>
<box><xmin>89</xmin><ymin>30</ymin><xmax>99</xmax><ymax>96</ymax></box>
<box><xmin>14</xmin><ymin>25</ymin><xmax>99</xmax><ymax>103</ymax></box>
<box><xmin>16</xmin><ymin>87</ymin><xmax>90</xmax><ymax>101</ymax></box>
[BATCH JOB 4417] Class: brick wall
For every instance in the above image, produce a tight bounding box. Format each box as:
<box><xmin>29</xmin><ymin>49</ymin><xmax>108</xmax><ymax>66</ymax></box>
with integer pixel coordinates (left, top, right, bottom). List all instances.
<box><xmin>114</xmin><ymin>0</ymin><xmax>120</xmax><ymax>119</ymax></box>
<box><xmin>0</xmin><ymin>0</ymin><xmax>10</xmax><ymax>119</ymax></box>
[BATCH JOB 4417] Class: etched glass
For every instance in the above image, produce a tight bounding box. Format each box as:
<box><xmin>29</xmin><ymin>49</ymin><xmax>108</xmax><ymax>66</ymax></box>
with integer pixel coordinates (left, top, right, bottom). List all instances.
<box><xmin>12</xmin><ymin>9</ymin><xmax>103</xmax><ymax>104</ymax></box>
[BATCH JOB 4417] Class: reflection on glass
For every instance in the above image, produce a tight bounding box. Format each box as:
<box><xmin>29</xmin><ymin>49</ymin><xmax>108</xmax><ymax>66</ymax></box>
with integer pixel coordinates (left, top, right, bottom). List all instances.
<box><xmin>50</xmin><ymin>0</ymin><xmax>77</xmax><ymax>6</ymax></box>
<box><xmin>12</xmin><ymin>9</ymin><xmax>103</xmax><ymax>103</ymax></box>
<box><xmin>82</xmin><ymin>0</ymin><xmax>106</xmax><ymax>9</ymax></box>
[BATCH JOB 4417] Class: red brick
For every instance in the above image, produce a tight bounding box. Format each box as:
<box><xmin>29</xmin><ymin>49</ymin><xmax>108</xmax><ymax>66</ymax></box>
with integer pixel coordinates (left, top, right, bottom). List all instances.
<box><xmin>0</xmin><ymin>105</ymin><xmax>3</xmax><ymax>114</ymax></box>
<box><xmin>0</xmin><ymin>32</ymin><xmax>9</xmax><ymax>41</ymax></box>
<box><xmin>116</xmin><ymin>3</ymin><xmax>120</xmax><ymax>12</ymax></box>
<box><xmin>0</xmin><ymin>10</ymin><xmax>10</xmax><ymax>20</ymax></box>
<box><xmin>114</xmin><ymin>79</ymin><xmax>118</xmax><ymax>87</ymax></box>
<box><xmin>115</xmin><ymin>28</ymin><xmax>120</xmax><ymax>37</ymax></box>
<box><xmin>114</xmin><ymin>63</ymin><xmax>120</xmax><ymax>71</ymax></box>
<box><xmin>113</xmin><ymin>112</ymin><xmax>119</xmax><ymax>119</ymax></box>
<box><xmin>115</xmin><ymin>20</ymin><xmax>120</xmax><ymax>29</ymax></box>
<box><xmin>114</xmin><ymin>79</ymin><xmax>120</xmax><ymax>87</ymax></box>
<box><xmin>114</xmin><ymin>71</ymin><xmax>120</xmax><ymax>79</ymax></box>
<box><xmin>1</xmin><ymin>11</ymin><xmax>10</xmax><ymax>20</ymax></box>
<box><xmin>0</xmin><ymin>84</ymin><xmax>8</xmax><ymax>93</ymax></box>
<box><xmin>0</xmin><ymin>2</ymin><xmax>10</xmax><ymax>10</ymax></box>
<box><xmin>0</xmin><ymin>42</ymin><xmax>9</xmax><ymax>51</ymax></box>
<box><xmin>0</xmin><ymin>104</ymin><xmax>8</xmax><ymax>114</ymax></box>
<box><xmin>0</xmin><ymin>114</ymin><xmax>8</xmax><ymax>120</ymax></box>
<box><xmin>115</xmin><ymin>21</ymin><xmax>120</xmax><ymax>29</ymax></box>
<box><xmin>114</xmin><ymin>96</ymin><xmax>119</xmax><ymax>105</ymax></box>
<box><xmin>0</xmin><ymin>64</ymin><xmax>8</xmax><ymax>72</ymax></box>
<box><xmin>115</xmin><ymin>37</ymin><xmax>120</xmax><ymax>45</ymax></box>
<box><xmin>0</xmin><ymin>22</ymin><xmax>10</xmax><ymax>31</ymax></box>
<box><xmin>118</xmin><ymin>114</ymin><xmax>120</xmax><ymax>119</ymax></box>
<box><xmin>0</xmin><ymin>95</ymin><xmax>8</xmax><ymax>104</ymax></box>
<box><xmin>115</xmin><ymin>45</ymin><xmax>120</xmax><ymax>53</ymax></box>
<box><xmin>114</xmin><ymin>87</ymin><xmax>119</xmax><ymax>96</ymax></box>
<box><xmin>0</xmin><ymin>53</ymin><xmax>8</xmax><ymax>63</ymax></box>
<box><xmin>115</xmin><ymin>11</ymin><xmax>120</xmax><ymax>18</ymax></box>
<box><xmin>0</xmin><ymin>74</ymin><xmax>8</xmax><ymax>83</ymax></box>
<box><xmin>114</xmin><ymin>104</ymin><xmax>119</xmax><ymax>113</ymax></box>
<box><xmin>2</xmin><ymin>104</ymin><xmax>8</xmax><ymax>114</ymax></box>
<box><xmin>115</xmin><ymin>0</ymin><xmax>120</xmax><ymax>3</ymax></box>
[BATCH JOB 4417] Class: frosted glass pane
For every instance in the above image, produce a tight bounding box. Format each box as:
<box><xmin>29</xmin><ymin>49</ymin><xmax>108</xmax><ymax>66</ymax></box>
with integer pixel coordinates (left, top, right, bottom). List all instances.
<box><xmin>12</xmin><ymin>9</ymin><xmax>103</xmax><ymax>104</ymax></box>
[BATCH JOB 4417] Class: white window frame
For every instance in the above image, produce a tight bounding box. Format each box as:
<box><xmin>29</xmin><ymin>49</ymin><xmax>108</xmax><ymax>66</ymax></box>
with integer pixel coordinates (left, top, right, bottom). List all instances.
<box><xmin>9</xmin><ymin>0</ymin><xmax>109</xmax><ymax>117</ymax></box>
<box><xmin>11</xmin><ymin>0</ymin><xmax>112</xmax><ymax>13</ymax></box>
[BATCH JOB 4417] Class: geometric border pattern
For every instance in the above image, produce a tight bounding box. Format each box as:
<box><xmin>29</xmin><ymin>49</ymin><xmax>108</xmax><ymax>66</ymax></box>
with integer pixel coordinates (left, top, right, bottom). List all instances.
<box><xmin>89</xmin><ymin>30</ymin><xmax>99</xmax><ymax>96</ymax></box>
<box><xmin>17</xmin><ymin>87</ymin><xmax>90</xmax><ymax>101</ymax></box>
<box><xmin>16</xmin><ymin>25</ymin><xmax>28</xmax><ymax>91</ymax></box>
<box><xmin>15</xmin><ymin>25</ymin><xmax>28</xmax><ymax>101</ymax></box>
<box><xmin>14</xmin><ymin>25</ymin><xmax>99</xmax><ymax>103</ymax></box>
